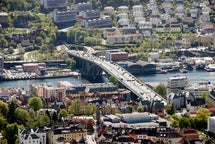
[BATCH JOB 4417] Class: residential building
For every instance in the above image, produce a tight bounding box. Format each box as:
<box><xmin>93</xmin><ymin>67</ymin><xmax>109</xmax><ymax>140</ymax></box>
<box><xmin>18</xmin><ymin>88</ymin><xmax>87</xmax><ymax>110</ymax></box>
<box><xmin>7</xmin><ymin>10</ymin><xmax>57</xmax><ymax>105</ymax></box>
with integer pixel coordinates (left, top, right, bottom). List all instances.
<box><xmin>18</xmin><ymin>128</ymin><xmax>47</xmax><ymax>144</ymax></box>
<box><xmin>81</xmin><ymin>17</ymin><xmax>112</xmax><ymax>28</ymax></box>
<box><xmin>175</xmin><ymin>4</ymin><xmax>184</xmax><ymax>18</ymax></box>
<box><xmin>156</xmin><ymin>24</ymin><xmax>165</xmax><ymax>32</ymax></box>
<box><xmin>50</xmin><ymin>10</ymin><xmax>77</xmax><ymax>23</ymax></box>
<box><xmin>138</xmin><ymin>21</ymin><xmax>153</xmax><ymax>37</ymax></box>
<box><xmin>40</xmin><ymin>0</ymin><xmax>66</xmax><ymax>9</ymax></box>
<box><xmin>132</xmin><ymin>5</ymin><xmax>144</xmax><ymax>17</ymax></box>
<box><xmin>37</xmin><ymin>108</ymin><xmax>57</xmax><ymax>117</ymax></box>
<box><xmin>150</xmin><ymin>15</ymin><xmax>161</xmax><ymax>25</ymax></box>
<box><xmin>186</xmin><ymin>97</ymin><xmax>205</xmax><ymax>111</ymax></box>
<box><xmin>118</xmin><ymin>6</ymin><xmax>129</xmax><ymax>13</ymax></box>
<box><xmin>208</xmin><ymin>116</ymin><xmax>215</xmax><ymax>134</ymax></box>
<box><xmin>104</xmin><ymin>6</ymin><xmax>115</xmax><ymax>15</ymax></box>
<box><xmin>105</xmin><ymin>50</ymin><xmax>128</xmax><ymax>62</ymax></box>
<box><xmin>208</xmin><ymin>90</ymin><xmax>215</xmax><ymax>107</ymax></box>
<box><xmin>167</xmin><ymin>91</ymin><xmax>187</xmax><ymax>110</ymax></box>
<box><xmin>189</xmin><ymin>8</ymin><xmax>198</xmax><ymax>18</ymax></box>
<box><xmin>0</xmin><ymin>55</ymin><xmax>4</xmax><ymax>79</ymax></box>
<box><xmin>106</xmin><ymin>33</ymin><xmax>143</xmax><ymax>44</ymax></box>
<box><xmin>200</xmin><ymin>22</ymin><xmax>214</xmax><ymax>34</ymax></box>
<box><xmin>0</xmin><ymin>12</ymin><xmax>8</xmax><ymax>27</ymax></box>
<box><xmin>74</xmin><ymin>2</ymin><xmax>92</xmax><ymax>12</ymax></box>
<box><xmin>169</xmin><ymin>23</ymin><xmax>181</xmax><ymax>32</ymax></box>
<box><xmin>167</xmin><ymin>75</ymin><xmax>189</xmax><ymax>93</ymax></box>
<box><xmin>47</xmin><ymin>125</ymin><xmax>87</xmax><ymax>144</ymax></box>
<box><xmin>79</xmin><ymin>10</ymin><xmax>100</xmax><ymax>20</ymax></box>
<box><xmin>185</xmin><ymin>84</ymin><xmax>209</xmax><ymax>98</ymax></box>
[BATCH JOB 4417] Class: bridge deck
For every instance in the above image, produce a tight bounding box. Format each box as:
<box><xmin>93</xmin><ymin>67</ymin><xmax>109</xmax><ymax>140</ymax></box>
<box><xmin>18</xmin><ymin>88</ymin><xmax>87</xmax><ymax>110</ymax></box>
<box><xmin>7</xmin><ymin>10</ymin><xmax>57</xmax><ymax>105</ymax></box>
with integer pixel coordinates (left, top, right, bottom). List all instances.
<box><xmin>66</xmin><ymin>47</ymin><xmax>167</xmax><ymax>105</ymax></box>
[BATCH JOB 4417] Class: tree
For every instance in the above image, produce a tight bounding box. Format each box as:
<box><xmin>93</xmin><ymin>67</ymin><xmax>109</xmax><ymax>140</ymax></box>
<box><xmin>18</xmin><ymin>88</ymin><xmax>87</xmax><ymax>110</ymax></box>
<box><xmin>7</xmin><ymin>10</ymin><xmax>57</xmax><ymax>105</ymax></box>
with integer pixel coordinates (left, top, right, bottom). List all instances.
<box><xmin>14</xmin><ymin>107</ymin><xmax>30</xmax><ymax>125</ymax></box>
<box><xmin>3</xmin><ymin>123</ymin><xmax>22</xmax><ymax>144</ymax></box>
<box><xmin>109</xmin><ymin>76</ymin><xmax>118</xmax><ymax>87</ymax></box>
<box><xmin>0</xmin><ymin>114</ymin><xmax>8</xmax><ymax>130</ymax></box>
<box><xmin>0</xmin><ymin>100</ymin><xmax>9</xmax><ymax>117</ymax></box>
<box><xmin>68</xmin><ymin>99</ymin><xmax>81</xmax><ymax>115</ymax></box>
<box><xmin>28</xmin><ymin>96</ymin><xmax>43</xmax><ymax>111</ymax></box>
<box><xmin>179</xmin><ymin>117</ymin><xmax>191</xmax><ymax>128</ymax></box>
<box><xmin>8</xmin><ymin>46</ymin><xmax>14</xmax><ymax>54</ymax></box>
<box><xmin>165</xmin><ymin>104</ymin><xmax>175</xmax><ymax>115</ymax></box>
<box><xmin>58</xmin><ymin>109</ymin><xmax>68</xmax><ymax>120</ymax></box>
<box><xmin>193</xmin><ymin>108</ymin><xmax>210</xmax><ymax>130</ymax></box>
<box><xmin>154</xmin><ymin>84</ymin><xmax>167</xmax><ymax>99</ymax></box>
<box><xmin>7</xmin><ymin>101</ymin><xmax>17</xmax><ymax>123</ymax></box>
<box><xmin>66</xmin><ymin>59</ymin><xmax>76</xmax><ymax>69</ymax></box>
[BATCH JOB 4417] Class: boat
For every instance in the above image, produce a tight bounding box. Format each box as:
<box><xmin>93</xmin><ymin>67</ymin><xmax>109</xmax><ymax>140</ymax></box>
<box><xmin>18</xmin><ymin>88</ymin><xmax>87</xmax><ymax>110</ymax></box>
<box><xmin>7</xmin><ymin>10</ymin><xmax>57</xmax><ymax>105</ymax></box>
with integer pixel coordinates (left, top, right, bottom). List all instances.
<box><xmin>204</xmin><ymin>64</ymin><xmax>215</xmax><ymax>72</ymax></box>
<box><xmin>180</xmin><ymin>69</ymin><xmax>188</xmax><ymax>73</ymax></box>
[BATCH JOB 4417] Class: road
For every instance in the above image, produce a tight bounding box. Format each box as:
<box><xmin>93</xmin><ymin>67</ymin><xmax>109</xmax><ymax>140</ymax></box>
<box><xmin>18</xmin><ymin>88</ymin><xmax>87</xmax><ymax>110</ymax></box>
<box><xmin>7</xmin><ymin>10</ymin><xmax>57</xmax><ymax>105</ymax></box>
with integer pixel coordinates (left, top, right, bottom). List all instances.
<box><xmin>66</xmin><ymin>46</ymin><xmax>167</xmax><ymax>105</ymax></box>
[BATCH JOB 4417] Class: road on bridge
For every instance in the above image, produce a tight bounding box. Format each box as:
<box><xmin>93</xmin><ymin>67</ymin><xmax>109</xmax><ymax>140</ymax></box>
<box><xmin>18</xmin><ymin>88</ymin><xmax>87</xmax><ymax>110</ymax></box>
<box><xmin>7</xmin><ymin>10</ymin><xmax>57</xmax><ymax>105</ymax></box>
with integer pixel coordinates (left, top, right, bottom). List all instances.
<box><xmin>66</xmin><ymin>46</ymin><xmax>167</xmax><ymax>105</ymax></box>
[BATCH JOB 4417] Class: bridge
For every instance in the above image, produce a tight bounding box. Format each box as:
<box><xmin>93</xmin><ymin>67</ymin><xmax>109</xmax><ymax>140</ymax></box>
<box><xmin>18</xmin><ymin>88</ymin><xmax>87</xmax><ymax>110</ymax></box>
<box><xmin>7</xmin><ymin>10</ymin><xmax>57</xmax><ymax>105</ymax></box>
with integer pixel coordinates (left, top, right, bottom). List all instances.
<box><xmin>65</xmin><ymin>46</ymin><xmax>167</xmax><ymax>105</ymax></box>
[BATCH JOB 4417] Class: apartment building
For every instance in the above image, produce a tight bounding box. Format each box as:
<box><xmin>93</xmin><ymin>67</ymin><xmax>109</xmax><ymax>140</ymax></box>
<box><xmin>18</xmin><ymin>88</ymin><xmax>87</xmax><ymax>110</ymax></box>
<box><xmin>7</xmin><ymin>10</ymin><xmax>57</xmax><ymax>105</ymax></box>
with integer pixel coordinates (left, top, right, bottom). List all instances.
<box><xmin>81</xmin><ymin>17</ymin><xmax>112</xmax><ymax>28</ymax></box>
<box><xmin>51</xmin><ymin>10</ymin><xmax>77</xmax><ymax>23</ymax></box>
<box><xmin>40</xmin><ymin>0</ymin><xmax>66</xmax><ymax>9</ymax></box>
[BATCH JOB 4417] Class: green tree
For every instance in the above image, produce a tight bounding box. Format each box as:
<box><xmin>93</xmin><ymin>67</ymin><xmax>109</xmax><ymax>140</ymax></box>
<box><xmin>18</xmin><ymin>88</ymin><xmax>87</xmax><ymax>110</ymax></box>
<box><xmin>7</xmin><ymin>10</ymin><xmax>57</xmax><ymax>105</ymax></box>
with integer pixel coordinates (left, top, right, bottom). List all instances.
<box><xmin>193</xmin><ymin>108</ymin><xmax>210</xmax><ymax>130</ymax></box>
<box><xmin>7</xmin><ymin>101</ymin><xmax>16</xmax><ymax>123</ymax></box>
<box><xmin>8</xmin><ymin>46</ymin><xmax>14</xmax><ymax>54</ymax></box>
<box><xmin>28</xmin><ymin>96</ymin><xmax>43</xmax><ymax>111</ymax></box>
<box><xmin>58</xmin><ymin>109</ymin><xmax>68</xmax><ymax>120</ymax></box>
<box><xmin>0</xmin><ymin>100</ymin><xmax>9</xmax><ymax>117</ymax></box>
<box><xmin>179</xmin><ymin>117</ymin><xmax>191</xmax><ymax>128</ymax></box>
<box><xmin>165</xmin><ymin>104</ymin><xmax>175</xmax><ymax>115</ymax></box>
<box><xmin>3</xmin><ymin>123</ymin><xmax>22</xmax><ymax>144</ymax></box>
<box><xmin>109</xmin><ymin>76</ymin><xmax>118</xmax><ymax>87</ymax></box>
<box><xmin>14</xmin><ymin>107</ymin><xmax>30</xmax><ymax>125</ymax></box>
<box><xmin>154</xmin><ymin>84</ymin><xmax>167</xmax><ymax>99</ymax></box>
<box><xmin>68</xmin><ymin>99</ymin><xmax>81</xmax><ymax>115</ymax></box>
<box><xmin>0</xmin><ymin>114</ymin><xmax>8</xmax><ymax>130</ymax></box>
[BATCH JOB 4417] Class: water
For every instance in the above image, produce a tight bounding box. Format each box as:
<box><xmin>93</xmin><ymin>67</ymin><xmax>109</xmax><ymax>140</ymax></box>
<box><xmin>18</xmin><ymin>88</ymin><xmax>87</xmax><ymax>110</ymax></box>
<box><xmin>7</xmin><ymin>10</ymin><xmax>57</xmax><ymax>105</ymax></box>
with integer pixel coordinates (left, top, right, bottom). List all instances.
<box><xmin>0</xmin><ymin>70</ymin><xmax>215</xmax><ymax>89</ymax></box>
<box><xmin>139</xmin><ymin>70</ymin><xmax>215</xmax><ymax>85</ymax></box>
<box><xmin>0</xmin><ymin>76</ymin><xmax>89</xmax><ymax>90</ymax></box>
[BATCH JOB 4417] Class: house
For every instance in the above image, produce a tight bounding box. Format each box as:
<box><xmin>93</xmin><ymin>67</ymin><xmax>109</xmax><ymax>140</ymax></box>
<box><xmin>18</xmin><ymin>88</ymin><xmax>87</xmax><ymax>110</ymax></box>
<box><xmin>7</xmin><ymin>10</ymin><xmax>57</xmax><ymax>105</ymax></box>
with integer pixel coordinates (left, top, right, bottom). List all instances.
<box><xmin>104</xmin><ymin>6</ymin><xmax>115</xmax><ymax>15</ymax></box>
<box><xmin>21</xmin><ymin>39</ymin><xmax>30</xmax><ymax>47</ymax></box>
<box><xmin>175</xmin><ymin>4</ymin><xmax>184</xmax><ymax>18</ymax></box>
<box><xmin>182</xmin><ymin>18</ymin><xmax>195</xmax><ymax>32</ymax></box>
<box><xmin>150</xmin><ymin>15</ymin><xmax>161</xmax><ymax>26</ymax></box>
<box><xmin>132</xmin><ymin>5</ymin><xmax>144</xmax><ymax>17</ymax></box>
<box><xmin>18</xmin><ymin>128</ymin><xmax>47</xmax><ymax>144</ymax></box>
<box><xmin>200</xmin><ymin>22</ymin><xmax>214</xmax><ymax>34</ymax></box>
<box><xmin>189</xmin><ymin>8</ymin><xmax>198</xmax><ymax>18</ymax></box>
<box><xmin>156</xmin><ymin>24</ymin><xmax>165</xmax><ymax>32</ymax></box>
<box><xmin>139</xmin><ymin>21</ymin><xmax>153</xmax><ymax>37</ymax></box>
<box><xmin>118</xmin><ymin>6</ymin><xmax>129</xmax><ymax>13</ymax></box>
<box><xmin>169</xmin><ymin>23</ymin><xmax>181</xmax><ymax>32</ymax></box>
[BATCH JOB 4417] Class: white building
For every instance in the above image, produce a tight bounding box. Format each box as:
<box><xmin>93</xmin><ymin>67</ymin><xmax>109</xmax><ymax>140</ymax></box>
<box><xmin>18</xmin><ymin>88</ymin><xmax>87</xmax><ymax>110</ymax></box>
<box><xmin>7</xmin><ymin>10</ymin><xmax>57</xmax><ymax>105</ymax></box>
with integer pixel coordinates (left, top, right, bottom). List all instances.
<box><xmin>118</xmin><ymin>6</ymin><xmax>129</xmax><ymax>13</ymax></box>
<box><xmin>79</xmin><ymin>10</ymin><xmax>100</xmax><ymax>20</ymax></box>
<box><xmin>40</xmin><ymin>0</ymin><xmax>66</xmax><ymax>9</ymax></box>
<box><xmin>18</xmin><ymin>128</ymin><xmax>47</xmax><ymax>144</ymax></box>
<box><xmin>132</xmin><ymin>5</ymin><xmax>144</xmax><ymax>17</ymax></box>
<box><xmin>167</xmin><ymin>92</ymin><xmax>187</xmax><ymax>109</ymax></box>
<box><xmin>104</xmin><ymin>6</ymin><xmax>115</xmax><ymax>15</ymax></box>
<box><xmin>208</xmin><ymin>116</ymin><xmax>215</xmax><ymax>134</ymax></box>
<box><xmin>74</xmin><ymin>2</ymin><xmax>92</xmax><ymax>12</ymax></box>
<box><xmin>185</xmin><ymin>84</ymin><xmax>209</xmax><ymax>98</ymax></box>
<box><xmin>167</xmin><ymin>75</ymin><xmax>189</xmax><ymax>94</ymax></box>
<box><xmin>81</xmin><ymin>17</ymin><xmax>112</xmax><ymax>28</ymax></box>
<box><xmin>50</xmin><ymin>10</ymin><xmax>77</xmax><ymax>23</ymax></box>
